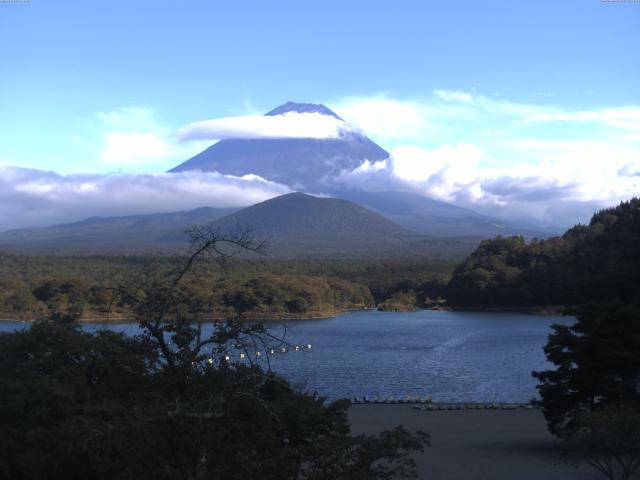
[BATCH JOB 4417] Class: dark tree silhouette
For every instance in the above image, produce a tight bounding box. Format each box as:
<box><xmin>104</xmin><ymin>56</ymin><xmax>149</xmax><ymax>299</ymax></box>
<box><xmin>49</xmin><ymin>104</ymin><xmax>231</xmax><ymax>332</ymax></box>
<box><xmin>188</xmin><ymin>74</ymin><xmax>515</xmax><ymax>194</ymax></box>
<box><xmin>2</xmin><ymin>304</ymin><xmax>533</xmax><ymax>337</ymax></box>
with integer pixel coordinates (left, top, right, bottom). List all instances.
<box><xmin>532</xmin><ymin>302</ymin><xmax>640</xmax><ymax>436</ymax></box>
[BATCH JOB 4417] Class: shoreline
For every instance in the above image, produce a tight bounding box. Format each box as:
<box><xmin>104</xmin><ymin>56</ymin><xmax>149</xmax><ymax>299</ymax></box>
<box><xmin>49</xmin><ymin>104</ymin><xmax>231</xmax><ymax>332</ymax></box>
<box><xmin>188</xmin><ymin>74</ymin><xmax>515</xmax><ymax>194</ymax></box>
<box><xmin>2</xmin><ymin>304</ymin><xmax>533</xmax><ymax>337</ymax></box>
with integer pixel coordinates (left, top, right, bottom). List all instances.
<box><xmin>0</xmin><ymin>306</ymin><xmax>372</xmax><ymax>324</ymax></box>
<box><xmin>448</xmin><ymin>304</ymin><xmax>573</xmax><ymax>316</ymax></box>
<box><xmin>0</xmin><ymin>304</ymin><xmax>577</xmax><ymax>324</ymax></box>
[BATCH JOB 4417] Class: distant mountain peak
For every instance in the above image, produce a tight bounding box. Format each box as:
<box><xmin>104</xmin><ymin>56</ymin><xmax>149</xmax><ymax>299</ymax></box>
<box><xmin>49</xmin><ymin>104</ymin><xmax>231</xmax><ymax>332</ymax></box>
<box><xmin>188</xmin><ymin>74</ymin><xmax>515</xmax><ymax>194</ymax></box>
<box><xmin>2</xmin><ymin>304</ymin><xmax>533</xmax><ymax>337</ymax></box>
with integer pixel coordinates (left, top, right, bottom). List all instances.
<box><xmin>265</xmin><ymin>102</ymin><xmax>343</xmax><ymax>121</ymax></box>
<box><xmin>279</xmin><ymin>191</ymin><xmax>310</xmax><ymax>199</ymax></box>
<box><xmin>169</xmin><ymin>102</ymin><xmax>386</xmax><ymax>186</ymax></box>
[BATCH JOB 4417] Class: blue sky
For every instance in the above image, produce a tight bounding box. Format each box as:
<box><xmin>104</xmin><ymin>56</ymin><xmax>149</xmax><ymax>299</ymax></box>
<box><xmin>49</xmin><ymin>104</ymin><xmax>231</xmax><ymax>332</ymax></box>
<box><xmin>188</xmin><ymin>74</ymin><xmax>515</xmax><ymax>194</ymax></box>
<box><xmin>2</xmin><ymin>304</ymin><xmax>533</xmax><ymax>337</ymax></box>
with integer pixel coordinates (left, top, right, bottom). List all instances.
<box><xmin>0</xmin><ymin>0</ymin><xmax>638</xmax><ymax>228</ymax></box>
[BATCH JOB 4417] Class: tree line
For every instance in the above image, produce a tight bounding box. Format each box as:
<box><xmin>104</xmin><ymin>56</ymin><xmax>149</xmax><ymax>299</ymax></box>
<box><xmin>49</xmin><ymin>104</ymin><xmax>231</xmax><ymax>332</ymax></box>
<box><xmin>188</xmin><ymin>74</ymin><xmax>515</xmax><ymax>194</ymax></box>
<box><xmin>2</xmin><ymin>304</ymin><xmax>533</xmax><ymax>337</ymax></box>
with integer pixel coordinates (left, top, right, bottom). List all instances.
<box><xmin>447</xmin><ymin>198</ymin><xmax>640</xmax><ymax>308</ymax></box>
<box><xmin>0</xmin><ymin>254</ymin><xmax>455</xmax><ymax>320</ymax></box>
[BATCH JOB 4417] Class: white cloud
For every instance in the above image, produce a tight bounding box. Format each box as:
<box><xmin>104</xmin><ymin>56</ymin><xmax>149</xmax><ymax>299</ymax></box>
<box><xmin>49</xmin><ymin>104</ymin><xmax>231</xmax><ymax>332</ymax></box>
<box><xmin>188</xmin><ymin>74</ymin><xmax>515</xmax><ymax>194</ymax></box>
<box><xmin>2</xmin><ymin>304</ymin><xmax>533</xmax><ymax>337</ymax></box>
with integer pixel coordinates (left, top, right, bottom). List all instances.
<box><xmin>100</xmin><ymin>132</ymin><xmax>177</xmax><ymax>164</ymax></box>
<box><xmin>96</xmin><ymin>107</ymin><xmax>160</xmax><ymax>131</ymax></box>
<box><xmin>328</xmin><ymin>91</ymin><xmax>640</xmax><ymax>225</ymax></box>
<box><xmin>619</xmin><ymin>163</ymin><xmax>640</xmax><ymax>177</ymax></box>
<box><xmin>523</xmin><ymin>106</ymin><xmax>640</xmax><ymax>132</ymax></box>
<box><xmin>329</xmin><ymin>91</ymin><xmax>638</xmax><ymax>156</ymax></box>
<box><xmin>391</xmin><ymin>143</ymin><xmax>483</xmax><ymax>185</ymax></box>
<box><xmin>328</xmin><ymin>96</ymin><xmax>432</xmax><ymax>143</ymax></box>
<box><xmin>350</xmin><ymin>159</ymin><xmax>387</xmax><ymax>174</ymax></box>
<box><xmin>93</xmin><ymin>107</ymin><xmax>210</xmax><ymax>172</ymax></box>
<box><xmin>335</xmin><ymin>137</ymin><xmax>639</xmax><ymax>226</ymax></box>
<box><xmin>329</xmin><ymin>92</ymin><xmax>541</xmax><ymax>148</ymax></box>
<box><xmin>0</xmin><ymin>166</ymin><xmax>290</xmax><ymax>231</ymax></box>
<box><xmin>173</xmin><ymin>112</ymin><xmax>357</xmax><ymax>142</ymax></box>
<box><xmin>433</xmin><ymin>89</ymin><xmax>475</xmax><ymax>103</ymax></box>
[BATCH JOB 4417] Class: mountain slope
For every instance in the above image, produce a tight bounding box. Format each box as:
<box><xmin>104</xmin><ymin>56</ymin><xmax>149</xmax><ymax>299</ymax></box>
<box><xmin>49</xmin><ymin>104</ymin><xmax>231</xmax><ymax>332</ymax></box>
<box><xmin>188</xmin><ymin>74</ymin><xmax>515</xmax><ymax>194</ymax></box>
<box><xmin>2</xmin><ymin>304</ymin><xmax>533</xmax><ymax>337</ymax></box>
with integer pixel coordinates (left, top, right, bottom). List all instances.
<box><xmin>447</xmin><ymin>197</ymin><xmax>640</xmax><ymax>307</ymax></box>
<box><xmin>0</xmin><ymin>207</ymin><xmax>238</xmax><ymax>250</ymax></box>
<box><xmin>0</xmin><ymin>193</ymin><xmax>479</xmax><ymax>257</ymax></box>
<box><xmin>214</xmin><ymin>192</ymin><xmax>406</xmax><ymax>236</ymax></box>
<box><xmin>169</xmin><ymin>102</ymin><xmax>389</xmax><ymax>188</ymax></box>
<box><xmin>336</xmin><ymin>190</ymin><xmax>553</xmax><ymax>238</ymax></box>
<box><xmin>202</xmin><ymin>193</ymin><xmax>478</xmax><ymax>257</ymax></box>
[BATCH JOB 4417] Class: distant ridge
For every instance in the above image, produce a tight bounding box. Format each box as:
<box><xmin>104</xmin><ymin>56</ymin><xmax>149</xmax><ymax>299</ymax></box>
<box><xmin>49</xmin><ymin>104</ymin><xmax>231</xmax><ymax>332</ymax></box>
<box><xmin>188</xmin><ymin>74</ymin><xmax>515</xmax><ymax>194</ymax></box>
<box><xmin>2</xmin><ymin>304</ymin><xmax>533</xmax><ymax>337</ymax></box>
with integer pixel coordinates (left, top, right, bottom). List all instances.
<box><xmin>0</xmin><ymin>193</ymin><xmax>479</xmax><ymax>257</ymax></box>
<box><xmin>337</xmin><ymin>190</ymin><xmax>552</xmax><ymax>238</ymax></box>
<box><xmin>0</xmin><ymin>207</ymin><xmax>237</xmax><ymax>251</ymax></box>
<box><xmin>180</xmin><ymin>192</ymin><xmax>475</xmax><ymax>257</ymax></box>
<box><xmin>153</xmin><ymin>192</ymin><xmax>423</xmax><ymax>256</ymax></box>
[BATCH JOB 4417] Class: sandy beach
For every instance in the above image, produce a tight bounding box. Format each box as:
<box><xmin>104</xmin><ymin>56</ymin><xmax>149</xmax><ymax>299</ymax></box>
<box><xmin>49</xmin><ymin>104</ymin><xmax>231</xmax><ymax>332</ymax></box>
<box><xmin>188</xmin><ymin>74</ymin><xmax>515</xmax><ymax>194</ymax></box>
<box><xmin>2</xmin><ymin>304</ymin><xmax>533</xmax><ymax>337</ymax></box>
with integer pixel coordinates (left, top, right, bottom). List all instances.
<box><xmin>348</xmin><ymin>405</ymin><xmax>601</xmax><ymax>480</ymax></box>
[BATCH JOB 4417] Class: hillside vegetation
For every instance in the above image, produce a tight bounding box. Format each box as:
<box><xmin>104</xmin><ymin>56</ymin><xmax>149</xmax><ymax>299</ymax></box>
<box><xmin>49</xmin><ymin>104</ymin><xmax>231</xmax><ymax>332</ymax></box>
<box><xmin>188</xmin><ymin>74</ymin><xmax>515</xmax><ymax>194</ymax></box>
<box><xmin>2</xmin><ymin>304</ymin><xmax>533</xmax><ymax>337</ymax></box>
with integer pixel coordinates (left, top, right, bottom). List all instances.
<box><xmin>447</xmin><ymin>198</ymin><xmax>640</xmax><ymax>308</ymax></box>
<box><xmin>0</xmin><ymin>255</ymin><xmax>455</xmax><ymax>321</ymax></box>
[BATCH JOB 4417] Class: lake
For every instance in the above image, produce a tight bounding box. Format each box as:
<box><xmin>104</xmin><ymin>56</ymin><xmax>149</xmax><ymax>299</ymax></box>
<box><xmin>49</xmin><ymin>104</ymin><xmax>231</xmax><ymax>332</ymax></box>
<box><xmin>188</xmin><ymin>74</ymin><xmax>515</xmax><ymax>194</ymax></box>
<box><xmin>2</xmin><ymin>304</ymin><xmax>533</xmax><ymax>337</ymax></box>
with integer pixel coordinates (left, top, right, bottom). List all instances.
<box><xmin>0</xmin><ymin>310</ymin><xmax>573</xmax><ymax>403</ymax></box>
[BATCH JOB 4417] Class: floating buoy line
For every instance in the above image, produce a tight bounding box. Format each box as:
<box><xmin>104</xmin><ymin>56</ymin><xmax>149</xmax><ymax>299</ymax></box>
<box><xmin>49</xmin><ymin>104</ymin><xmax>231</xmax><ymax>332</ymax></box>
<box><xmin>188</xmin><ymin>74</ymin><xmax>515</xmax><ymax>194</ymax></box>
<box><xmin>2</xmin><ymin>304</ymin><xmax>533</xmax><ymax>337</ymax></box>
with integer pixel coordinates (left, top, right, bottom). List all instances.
<box><xmin>349</xmin><ymin>396</ymin><xmax>537</xmax><ymax>410</ymax></box>
<box><xmin>206</xmin><ymin>343</ymin><xmax>312</xmax><ymax>364</ymax></box>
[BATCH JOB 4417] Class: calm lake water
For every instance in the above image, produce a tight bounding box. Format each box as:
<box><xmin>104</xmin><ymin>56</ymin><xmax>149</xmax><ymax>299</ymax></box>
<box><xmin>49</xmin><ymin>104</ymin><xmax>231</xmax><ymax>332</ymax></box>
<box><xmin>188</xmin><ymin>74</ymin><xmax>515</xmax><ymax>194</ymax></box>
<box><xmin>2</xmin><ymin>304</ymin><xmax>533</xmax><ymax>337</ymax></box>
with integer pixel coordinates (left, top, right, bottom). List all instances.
<box><xmin>0</xmin><ymin>310</ymin><xmax>574</xmax><ymax>403</ymax></box>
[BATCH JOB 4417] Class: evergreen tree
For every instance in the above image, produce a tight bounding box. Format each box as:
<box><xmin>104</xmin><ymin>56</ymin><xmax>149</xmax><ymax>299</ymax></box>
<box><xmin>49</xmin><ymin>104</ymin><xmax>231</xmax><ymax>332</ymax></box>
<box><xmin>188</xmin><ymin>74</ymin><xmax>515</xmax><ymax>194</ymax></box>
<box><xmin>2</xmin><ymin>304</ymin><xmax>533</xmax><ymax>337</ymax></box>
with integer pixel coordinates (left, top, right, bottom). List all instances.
<box><xmin>532</xmin><ymin>302</ymin><xmax>640</xmax><ymax>436</ymax></box>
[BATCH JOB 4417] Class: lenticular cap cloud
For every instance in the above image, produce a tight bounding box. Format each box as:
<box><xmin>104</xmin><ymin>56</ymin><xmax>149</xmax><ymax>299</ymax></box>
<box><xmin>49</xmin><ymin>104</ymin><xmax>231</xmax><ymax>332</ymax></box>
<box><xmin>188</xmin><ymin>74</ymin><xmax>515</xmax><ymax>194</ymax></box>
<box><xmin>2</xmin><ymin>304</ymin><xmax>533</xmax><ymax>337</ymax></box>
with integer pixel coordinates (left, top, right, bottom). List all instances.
<box><xmin>173</xmin><ymin>112</ymin><xmax>355</xmax><ymax>142</ymax></box>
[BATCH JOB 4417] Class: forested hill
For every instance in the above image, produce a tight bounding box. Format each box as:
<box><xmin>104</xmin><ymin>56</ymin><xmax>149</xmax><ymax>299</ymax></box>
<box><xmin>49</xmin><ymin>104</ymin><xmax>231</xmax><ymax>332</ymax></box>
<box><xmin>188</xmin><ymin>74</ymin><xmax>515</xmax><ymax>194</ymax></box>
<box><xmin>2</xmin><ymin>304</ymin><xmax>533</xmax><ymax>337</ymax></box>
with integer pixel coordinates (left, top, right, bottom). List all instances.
<box><xmin>446</xmin><ymin>198</ymin><xmax>640</xmax><ymax>308</ymax></box>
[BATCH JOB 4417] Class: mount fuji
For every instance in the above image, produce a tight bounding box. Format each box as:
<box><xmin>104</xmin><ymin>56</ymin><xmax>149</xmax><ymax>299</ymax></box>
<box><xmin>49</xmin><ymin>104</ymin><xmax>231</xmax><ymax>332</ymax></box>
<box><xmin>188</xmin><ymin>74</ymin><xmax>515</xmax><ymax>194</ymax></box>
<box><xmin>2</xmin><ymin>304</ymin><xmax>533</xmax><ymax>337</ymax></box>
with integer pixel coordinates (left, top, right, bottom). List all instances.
<box><xmin>170</xmin><ymin>102</ymin><xmax>389</xmax><ymax>189</ymax></box>
<box><xmin>170</xmin><ymin>102</ymin><xmax>550</xmax><ymax>238</ymax></box>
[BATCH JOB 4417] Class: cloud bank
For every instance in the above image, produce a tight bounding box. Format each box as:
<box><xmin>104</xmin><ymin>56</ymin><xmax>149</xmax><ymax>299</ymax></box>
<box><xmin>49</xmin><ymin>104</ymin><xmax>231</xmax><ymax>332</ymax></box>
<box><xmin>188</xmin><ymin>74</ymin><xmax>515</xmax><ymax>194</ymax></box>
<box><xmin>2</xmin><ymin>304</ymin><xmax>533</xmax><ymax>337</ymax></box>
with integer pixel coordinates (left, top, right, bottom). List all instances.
<box><xmin>330</xmin><ymin>91</ymin><xmax>640</xmax><ymax>226</ymax></box>
<box><xmin>173</xmin><ymin>112</ymin><xmax>356</xmax><ymax>142</ymax></box>
<box><xmin>336</xmin><ymin>141</ymin><xmax>640</xmax><ymax>226</ymax></box>
<box><xmin>0</xmin><ymin>167</ymin><xmax>289</xmax><ymax>231</ymax></box>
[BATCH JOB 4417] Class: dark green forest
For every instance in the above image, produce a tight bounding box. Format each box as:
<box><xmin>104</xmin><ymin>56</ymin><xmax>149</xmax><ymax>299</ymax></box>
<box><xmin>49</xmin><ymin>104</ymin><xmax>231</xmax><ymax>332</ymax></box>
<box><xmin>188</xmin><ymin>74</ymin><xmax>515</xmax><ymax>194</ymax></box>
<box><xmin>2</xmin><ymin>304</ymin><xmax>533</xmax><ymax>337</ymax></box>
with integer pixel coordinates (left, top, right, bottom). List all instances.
<box><xmin>0</xmin><ymin>254</ymin><xmax>455</xmax><ymax>321</ymax></box>
<box><xmin>447</xmin><ymin>198</ymin><xmax>640</xmax><ymax>309</ymax></box>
